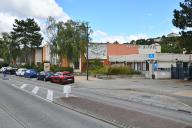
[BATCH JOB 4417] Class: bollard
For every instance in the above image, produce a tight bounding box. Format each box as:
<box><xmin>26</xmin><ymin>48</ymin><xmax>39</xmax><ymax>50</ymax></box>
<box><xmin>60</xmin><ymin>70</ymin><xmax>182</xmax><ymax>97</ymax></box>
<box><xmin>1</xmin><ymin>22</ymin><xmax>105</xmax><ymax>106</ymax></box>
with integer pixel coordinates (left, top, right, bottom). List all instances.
<box><xmin>63</xmin><ymin>85</ymin><xmax>71</xmax><ymax>98</ymax></box>
<box><xmin>2</xmin><ymin>71</ymin><xmax>9</xmax><ymax>80</ymax></box>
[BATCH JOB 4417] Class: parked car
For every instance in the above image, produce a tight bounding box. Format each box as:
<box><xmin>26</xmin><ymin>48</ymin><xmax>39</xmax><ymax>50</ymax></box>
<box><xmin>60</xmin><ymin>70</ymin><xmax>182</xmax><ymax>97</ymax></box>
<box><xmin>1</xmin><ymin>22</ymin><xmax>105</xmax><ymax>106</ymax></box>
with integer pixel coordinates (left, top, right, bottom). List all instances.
<box><xmin>0</xmin><ymin>67</ymin><xmax>7</xmax><ymax>73</ymax></box>
<box><xmin>24</xmin><ymin>69</ymin><xmax>38</xmax><ymax>78</ymax></box>
<box><xmin>16</xmin><ymin>68</ymin><xmax>27</xmax><ymax>76</ymax></box>
<box><xmin>50</xmin><ymin>71</ymin><xmax>74</xmax><ymax>84</ymax></box>
<box><xmin>5</xmin><ymin>68</ymin><xmax>18</xmax><ymax>75</ymax></box>
<box><xmin>37</xmin><ymin>71</ymin><xmax>54</xmax><ymax>81</ymax></box>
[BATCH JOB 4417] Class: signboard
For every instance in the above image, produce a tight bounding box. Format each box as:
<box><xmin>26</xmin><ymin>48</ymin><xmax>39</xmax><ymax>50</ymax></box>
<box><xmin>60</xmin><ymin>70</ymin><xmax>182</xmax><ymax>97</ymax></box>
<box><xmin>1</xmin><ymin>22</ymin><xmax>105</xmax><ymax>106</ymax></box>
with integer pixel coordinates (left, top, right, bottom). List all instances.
<box><xmin>44</xmin><ymin>63</ymin><xmax>50</xmax><ymax>71</ymax></box>
<box><xmin>148</xmin><ymin>53</ymin><xmax>155</xmax><ymax>59</ymax></box>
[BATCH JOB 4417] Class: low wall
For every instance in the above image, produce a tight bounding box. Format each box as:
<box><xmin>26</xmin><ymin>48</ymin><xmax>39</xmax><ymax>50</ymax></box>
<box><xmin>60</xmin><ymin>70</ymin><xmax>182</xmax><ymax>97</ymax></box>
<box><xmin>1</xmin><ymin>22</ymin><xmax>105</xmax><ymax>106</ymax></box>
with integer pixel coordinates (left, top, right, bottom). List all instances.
<box><xmin>144</xmin><ymin>71</ymin><xmax>171</xmax><ymax>79</ymax></box>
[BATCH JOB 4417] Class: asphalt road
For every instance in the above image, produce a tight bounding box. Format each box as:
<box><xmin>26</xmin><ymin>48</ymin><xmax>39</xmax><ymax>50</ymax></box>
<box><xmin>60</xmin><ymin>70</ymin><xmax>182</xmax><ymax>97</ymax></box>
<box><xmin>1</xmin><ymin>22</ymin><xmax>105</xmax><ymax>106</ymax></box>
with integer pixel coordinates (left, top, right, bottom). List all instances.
<box><xmin>1</xmin><ymin>74</ymin><xmax>192</xmax><ymax>127</ymax></box>
<box><xmin>0</xmin><ymin>78</ymin><xmax>117</xmax><ymax>128</ymax></box>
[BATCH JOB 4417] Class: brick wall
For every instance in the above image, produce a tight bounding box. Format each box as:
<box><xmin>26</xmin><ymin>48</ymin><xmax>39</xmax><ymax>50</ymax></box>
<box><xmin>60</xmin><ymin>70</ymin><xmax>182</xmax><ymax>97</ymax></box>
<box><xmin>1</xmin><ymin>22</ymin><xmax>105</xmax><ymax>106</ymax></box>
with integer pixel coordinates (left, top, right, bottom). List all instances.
<box><xmin>107</xmin><ymin>44</ymin><xmax>139</xmax><ymax>56</ymax></box>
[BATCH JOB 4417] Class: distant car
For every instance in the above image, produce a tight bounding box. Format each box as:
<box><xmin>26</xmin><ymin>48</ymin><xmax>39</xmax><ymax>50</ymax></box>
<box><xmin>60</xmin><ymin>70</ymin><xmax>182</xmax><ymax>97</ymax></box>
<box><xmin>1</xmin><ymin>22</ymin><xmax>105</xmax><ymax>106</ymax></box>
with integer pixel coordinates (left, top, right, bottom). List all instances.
<box><xmin>5</xmin><ymin>68</ymin><xmax>18</xmax><ymax>75</ymax></box>
<box><xmin>37</xmin><ymin>71</ymin><xmax>54</xmax><ymax>81</ymax></box>
<box><xmin>50</xmin><ymin>72</ymin><xmax>74</xmax><ymax>84</ymax></box>
<box><xmin>24</xmin><ymin>69</ymin><xmax>38</xmax><ymax>78</ymax></box>
<box><xmin>16</xmin><ymin>68</ymin><xmax>27</xmax><ymax>76</ymax></box>
<box><xmin>0</xmin><ymin>67</ymin><xmax>7</xmax><ymax>73</ymax></box>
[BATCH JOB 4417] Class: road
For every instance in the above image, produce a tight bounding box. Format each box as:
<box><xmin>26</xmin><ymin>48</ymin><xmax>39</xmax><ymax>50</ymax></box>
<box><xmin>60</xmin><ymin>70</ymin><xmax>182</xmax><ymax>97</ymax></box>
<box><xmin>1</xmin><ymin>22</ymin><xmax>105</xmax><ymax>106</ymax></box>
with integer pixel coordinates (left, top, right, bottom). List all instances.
<box><xmin>1</xmin><ymin>74</ymin><xmax>192</xmax><ymax>128</ymax></box>
<box><xmin>0</xmin><ymin>77</ymin><xmax>117</xmax><ymax>128</ymax></box>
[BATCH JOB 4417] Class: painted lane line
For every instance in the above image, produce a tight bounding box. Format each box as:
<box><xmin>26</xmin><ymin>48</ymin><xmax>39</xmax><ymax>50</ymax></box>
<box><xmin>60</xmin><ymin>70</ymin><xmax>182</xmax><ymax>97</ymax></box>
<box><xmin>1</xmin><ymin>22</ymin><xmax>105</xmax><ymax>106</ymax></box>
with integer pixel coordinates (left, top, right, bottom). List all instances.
<box><xmin>10</xmin><ymin>84</ymin><xmax>53</xmax><ymax>103</ymax></box>
<box><xmin>32</xmin><ymin>86</ymin><xmax>39</xmax><ymax>95</ymax></box>
<box><xmin>46</xmin><ymin>90</ymin><xmax>53</xmax><ymax>102</ymax></box>
<box><xmin>20</xmin><ymin>84</ymin><xmax>28</xmax><ymax>89</ymax></box>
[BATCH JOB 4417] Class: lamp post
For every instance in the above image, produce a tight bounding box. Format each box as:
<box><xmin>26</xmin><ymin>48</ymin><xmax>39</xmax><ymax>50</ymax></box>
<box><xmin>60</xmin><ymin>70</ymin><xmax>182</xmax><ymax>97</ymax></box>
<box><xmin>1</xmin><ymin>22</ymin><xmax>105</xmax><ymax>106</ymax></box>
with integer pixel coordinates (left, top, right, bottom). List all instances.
<box><xmin>86</xmin><ymin>23</ymin><xmax>90</xmax><ymax>80</ymax></box>
<box><xmin>76</xmin><ymin>23</ymin><xmax>90</xmax><ymax>80</ymax></box>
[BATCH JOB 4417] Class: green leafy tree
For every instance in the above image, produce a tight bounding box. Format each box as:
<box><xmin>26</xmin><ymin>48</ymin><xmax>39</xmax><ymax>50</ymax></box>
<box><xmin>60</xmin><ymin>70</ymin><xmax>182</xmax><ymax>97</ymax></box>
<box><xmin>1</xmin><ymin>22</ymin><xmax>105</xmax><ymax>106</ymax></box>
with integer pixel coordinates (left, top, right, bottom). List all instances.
<box><xmin>56</xmin><ymin>20</ymin><xmax>89</xmax><ymax>67</ymax></box>
<box><xmin>160</xmin><ymin>36</ymin><xmax>182</xmax><ymax>53</ymax></box>
<box><xmin>45</xmin><ymin>16</ymin><xmax>58</xmax><ymax>64</ymax></box>
<box><xmin>11</xmin><ymin>18</ymin><xmax>43</xmax><ymax>65</ymax></box>
<box><xmin>0</xmin><ymin>32</ymin><xmax>20</xmax><ymax>64</ymax></box>
<box><xmin>172</xmin><ymin>0</ymin><xmax>192</xmax><ymax>53</ymax></box>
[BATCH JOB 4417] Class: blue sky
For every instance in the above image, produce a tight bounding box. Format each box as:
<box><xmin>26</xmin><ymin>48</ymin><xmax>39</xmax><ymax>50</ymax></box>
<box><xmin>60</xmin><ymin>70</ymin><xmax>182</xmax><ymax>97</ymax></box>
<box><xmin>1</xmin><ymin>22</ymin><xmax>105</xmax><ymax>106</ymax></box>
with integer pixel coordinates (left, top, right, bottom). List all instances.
<box><xmin>55</xmin><ymin>0</ymin><xmax>182</xmax><ymax>43</ymax></box>
<box><xmin>0</xmin><ymin>0</ymin><xmax>182</xmax><ymax>43</ymax></box>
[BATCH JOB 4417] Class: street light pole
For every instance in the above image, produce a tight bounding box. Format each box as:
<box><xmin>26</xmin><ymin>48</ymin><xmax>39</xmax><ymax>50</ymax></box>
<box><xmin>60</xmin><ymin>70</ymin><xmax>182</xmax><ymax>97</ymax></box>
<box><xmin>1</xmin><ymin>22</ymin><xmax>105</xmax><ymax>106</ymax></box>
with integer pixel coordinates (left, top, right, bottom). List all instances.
<box><xmin>86</xmin><ymin>23</ymin><xmax>89</xmax><ymax>80</ymax></box>
<box><xmin>76</xmin><ymin>23</ymin><xmax>90</xmax><ymax>80</ymax></box>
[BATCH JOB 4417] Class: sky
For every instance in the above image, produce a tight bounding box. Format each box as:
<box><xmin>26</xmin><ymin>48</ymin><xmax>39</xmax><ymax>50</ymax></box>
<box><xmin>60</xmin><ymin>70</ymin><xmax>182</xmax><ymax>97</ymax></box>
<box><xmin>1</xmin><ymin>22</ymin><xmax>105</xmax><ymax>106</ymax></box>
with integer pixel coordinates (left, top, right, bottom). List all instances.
<box><xmin>0</xmin><ymin>0</ymin><xmax>182</xmax><ymax>43</ymax></box>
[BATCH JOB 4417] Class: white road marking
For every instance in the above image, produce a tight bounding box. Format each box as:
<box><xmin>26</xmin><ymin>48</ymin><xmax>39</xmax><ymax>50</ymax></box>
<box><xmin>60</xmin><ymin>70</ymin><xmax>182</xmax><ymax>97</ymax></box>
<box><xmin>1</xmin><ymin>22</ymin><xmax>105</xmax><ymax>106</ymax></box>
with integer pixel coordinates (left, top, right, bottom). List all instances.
<box><xmin>10</xmin><ymin>84</ymin><xmax>52</xmax><ymax>103</ymax></box>
<box><xmin>46</xmin><ymin>90</ymin><xmax>53</xmax><ymax>102</ymax></box>
<box><xmin>32</xmin><ymin>86</ymin><xmax>39</xmax><ymax>94</ymax></box>
<box><xmin>20</xmin><ymin>84</ymin><xmax>28</xmax><ymax>89</ymax></box>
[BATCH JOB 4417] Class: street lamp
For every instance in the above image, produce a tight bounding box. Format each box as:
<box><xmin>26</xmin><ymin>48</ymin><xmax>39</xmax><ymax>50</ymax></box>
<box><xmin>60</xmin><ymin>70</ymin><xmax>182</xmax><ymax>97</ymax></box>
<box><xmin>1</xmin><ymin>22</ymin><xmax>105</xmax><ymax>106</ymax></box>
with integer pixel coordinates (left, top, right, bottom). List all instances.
<box><xmin>76</xmin><ymin>23</ymin><xmax>90</xmax><ymax>80</ymax></box>
<box><xmin>85</xmin><ymin>23</ymin><xmax>90</xmax><ymax>80</ymax></box>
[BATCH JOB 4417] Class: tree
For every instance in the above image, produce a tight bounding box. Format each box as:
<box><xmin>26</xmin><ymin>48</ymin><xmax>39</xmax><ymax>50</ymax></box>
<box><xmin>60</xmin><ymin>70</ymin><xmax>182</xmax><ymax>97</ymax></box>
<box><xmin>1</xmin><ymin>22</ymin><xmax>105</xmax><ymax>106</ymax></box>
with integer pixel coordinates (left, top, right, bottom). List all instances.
<box><xmin>11</xmin><ymin>18</ymin><xmax>43</xmax><ymax>65</ymax></box>
<box><xmin>56</xmin><ymin>20</ymin><xmax>88</xmax><ymax>67</ymax></box>
<box><xmin>0</xmin><ymin>32</ymin><xmax>20</xmax><ymax>64</ymax></box>
<box><xmin>45</xmin><ymin>16</ymin><xmax>58</xmax><ymax>64</ymax></box>
<box><xmin>172</xmin><ymin>0</ymin><xmax>192</xmax><ymax>53</ymax></box>
<box><xmin>113</xmin><ymin>41</ymin><xmax>119</xmax><ymax>44</ymax></box>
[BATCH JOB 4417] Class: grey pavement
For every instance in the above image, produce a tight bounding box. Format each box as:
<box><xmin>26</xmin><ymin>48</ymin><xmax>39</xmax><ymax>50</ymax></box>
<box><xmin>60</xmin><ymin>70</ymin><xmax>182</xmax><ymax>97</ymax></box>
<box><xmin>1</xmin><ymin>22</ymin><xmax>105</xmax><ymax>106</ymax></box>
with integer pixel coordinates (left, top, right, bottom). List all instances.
<box><xmin>1</xmin><ymin>74</ymin><xmax>192</xmax><ymax>127</ymax></box>
<box><xmin>0</xmin><ymin>77</ymin><xmax>117</xmax><ymax>128</ymax></box>
<box><xmin>74</xmin><ymin>76</ymin><xmax>192</xmax><ymax>113</ymax></box>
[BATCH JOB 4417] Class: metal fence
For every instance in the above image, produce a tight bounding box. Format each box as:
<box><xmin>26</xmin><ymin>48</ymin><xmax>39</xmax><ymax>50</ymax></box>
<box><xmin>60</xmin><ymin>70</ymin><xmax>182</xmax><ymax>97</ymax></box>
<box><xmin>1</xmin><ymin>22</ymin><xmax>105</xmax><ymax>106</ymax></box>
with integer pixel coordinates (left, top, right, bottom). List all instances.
<box><xmin>171</xmin><ymin>65</ymin><xmax>192</xmax><ymax>80</ymax></box>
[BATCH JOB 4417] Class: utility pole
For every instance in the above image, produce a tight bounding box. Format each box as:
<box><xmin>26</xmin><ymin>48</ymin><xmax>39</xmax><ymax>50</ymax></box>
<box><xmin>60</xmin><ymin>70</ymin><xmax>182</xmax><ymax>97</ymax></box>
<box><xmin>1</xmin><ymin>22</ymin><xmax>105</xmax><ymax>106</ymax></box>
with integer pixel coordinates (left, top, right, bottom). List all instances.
<box><xmin>86</xmin><ymin>23</ymin><xmax>90</xmax><ymax>80</ymax></box>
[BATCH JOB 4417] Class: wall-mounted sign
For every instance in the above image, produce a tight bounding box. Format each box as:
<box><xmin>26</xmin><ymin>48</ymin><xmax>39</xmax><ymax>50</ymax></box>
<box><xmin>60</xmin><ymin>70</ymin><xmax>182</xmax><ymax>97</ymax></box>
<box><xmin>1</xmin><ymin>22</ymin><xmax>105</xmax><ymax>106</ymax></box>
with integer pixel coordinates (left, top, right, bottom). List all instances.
<box><xmin>148</xmin><ymin>53</ymin><xmax>155</xmax><ymax>59</ymax></box>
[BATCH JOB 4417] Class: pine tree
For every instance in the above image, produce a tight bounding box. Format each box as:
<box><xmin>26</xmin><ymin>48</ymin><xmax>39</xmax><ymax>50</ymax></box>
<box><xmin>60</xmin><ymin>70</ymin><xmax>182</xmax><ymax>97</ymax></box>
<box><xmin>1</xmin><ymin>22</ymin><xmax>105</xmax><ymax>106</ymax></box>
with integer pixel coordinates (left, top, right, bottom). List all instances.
<box><xmin>11</xmin><ymin>18</ymin><xmax>43</xmax><ymax>65</ymax></box>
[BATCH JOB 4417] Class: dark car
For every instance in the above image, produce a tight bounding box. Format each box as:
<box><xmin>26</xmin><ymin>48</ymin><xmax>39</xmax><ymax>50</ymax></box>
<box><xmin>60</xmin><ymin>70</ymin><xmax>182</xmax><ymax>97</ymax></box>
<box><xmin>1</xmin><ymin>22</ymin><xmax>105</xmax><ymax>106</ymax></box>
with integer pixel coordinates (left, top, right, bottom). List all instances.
<box><xmin>5</xmin><ymin>68</ymin><xmax>18</xmax><ymax>75</ymax></box>
<box><xmin>50</xmin><ymin>72</ymin><xmax>74</xmax><ymax>84</ymax></box>
<box><xmin>37</xmin><ymin>71</ymin><xmax>53</xmax><ymax>81</ymax></box>
<box><xmin>24</xmin><ymin>69</ymin><xmax>38</xmax><ymax>78</ymax></box>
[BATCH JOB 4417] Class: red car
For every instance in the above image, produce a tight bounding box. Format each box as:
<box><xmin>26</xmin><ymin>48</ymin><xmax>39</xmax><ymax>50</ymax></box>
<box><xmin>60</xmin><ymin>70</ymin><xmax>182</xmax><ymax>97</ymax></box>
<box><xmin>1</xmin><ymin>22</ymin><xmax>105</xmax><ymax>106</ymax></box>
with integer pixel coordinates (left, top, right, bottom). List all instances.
<box><xmin>50</xmin><ymin>72</ymin><xmax>74</xmax><ymax>84</ymax></box>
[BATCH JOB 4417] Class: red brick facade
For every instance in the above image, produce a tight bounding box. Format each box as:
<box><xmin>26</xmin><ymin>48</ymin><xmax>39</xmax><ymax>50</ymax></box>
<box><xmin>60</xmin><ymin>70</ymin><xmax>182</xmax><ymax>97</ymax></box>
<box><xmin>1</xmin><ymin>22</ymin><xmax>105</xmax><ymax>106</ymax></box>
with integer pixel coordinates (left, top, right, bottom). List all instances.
<box><xmin>107</xmin><ymin>44</ymin><xmax>139</xmax><ymax>56</ymax></box>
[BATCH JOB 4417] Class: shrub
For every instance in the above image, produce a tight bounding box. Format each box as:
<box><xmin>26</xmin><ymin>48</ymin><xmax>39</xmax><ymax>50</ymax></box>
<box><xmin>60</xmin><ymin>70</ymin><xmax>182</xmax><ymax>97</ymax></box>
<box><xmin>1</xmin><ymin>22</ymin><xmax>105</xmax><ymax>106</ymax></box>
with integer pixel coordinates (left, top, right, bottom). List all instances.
<box><xmin>89</xmin><ymin>66</ymin><xmax>141</xmax><ymax>75</ymax></box>
<box><xmin>50</xmin><ymin>65</ymin><xmax>73</xmax><ymax>73</ymax></box>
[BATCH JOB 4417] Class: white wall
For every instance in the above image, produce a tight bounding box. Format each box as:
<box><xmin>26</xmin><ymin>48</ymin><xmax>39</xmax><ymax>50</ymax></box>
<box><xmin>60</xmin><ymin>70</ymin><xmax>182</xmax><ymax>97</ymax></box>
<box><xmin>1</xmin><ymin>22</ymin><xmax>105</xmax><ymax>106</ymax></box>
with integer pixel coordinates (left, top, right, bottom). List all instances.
<box><xmin>35</xmin><ymin>49</ymin><xmax>42</xmax><ymax>63</ymax></box>
<box><xmin>139</xmin><ymin>44</ymin><xmax>161</xmax><ymax>54</ymax></box>
<box><xmin>154</xmin><ymin>71</ymin><xmax>171</xmax><ymax>79</ymax></box>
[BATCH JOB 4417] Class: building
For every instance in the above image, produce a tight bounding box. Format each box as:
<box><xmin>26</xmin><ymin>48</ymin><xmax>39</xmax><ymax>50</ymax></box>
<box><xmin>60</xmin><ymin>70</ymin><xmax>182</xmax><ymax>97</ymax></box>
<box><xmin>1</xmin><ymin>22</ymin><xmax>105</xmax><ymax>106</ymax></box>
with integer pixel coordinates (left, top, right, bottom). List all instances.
<box><xmin>138</xmin><ymin>43</ymin><xmax>161</xmax><ymax>54</ymax></box>
<box><xmin>167</xmin><ymin>32</ymin><xmax>179</xmax><ymax>37</ymax></box>
<box><xmin>34</xmin><ymin>47</ymin><xmax>43</xmax><ymax>65</ymax></box>
<box><xmin>109</xmin><ymin>53</ymin><xmax>192</xmax><ymax>79</ymax></box>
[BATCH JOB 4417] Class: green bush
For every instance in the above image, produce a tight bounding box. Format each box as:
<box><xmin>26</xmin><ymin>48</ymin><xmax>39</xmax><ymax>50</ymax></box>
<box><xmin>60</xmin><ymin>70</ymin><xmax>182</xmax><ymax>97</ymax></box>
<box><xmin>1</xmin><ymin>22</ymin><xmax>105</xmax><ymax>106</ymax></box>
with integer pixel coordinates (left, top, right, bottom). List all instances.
<box><xmin>20</xmin><ymin>63</ymin><xmax>44</xmax><ymax>72</ymax></box>
<box><xmin>0</xmin><ymin>63</ymin><xmax>9</xmax><ymax>68</ymax></box>
<box><xmin>89</xmin><ymin>66</ymin><xmax>141</xmax><ymax>75</ymax></box>
<box><xmin>50</xmin><ymin>65</ymin><xmax>73</xmax><ymax>73</ymax></box>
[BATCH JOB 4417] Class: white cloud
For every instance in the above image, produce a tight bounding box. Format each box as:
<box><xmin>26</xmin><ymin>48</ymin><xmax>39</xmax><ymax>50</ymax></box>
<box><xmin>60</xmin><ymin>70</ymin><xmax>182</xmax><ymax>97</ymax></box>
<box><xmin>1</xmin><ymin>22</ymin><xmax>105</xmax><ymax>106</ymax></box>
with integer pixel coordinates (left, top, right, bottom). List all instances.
<box><xmin>0</xmin><ymin>0</ymin><xmax>70</xmax><ymax>33</ymax></box>
<box><xmin>92</xmin><ymin>30</ymin><xmax>147</xmax><ymax>43</ymax></box>
<box><xmin>171</xmin><ymin>28</ymin><xmax>180</xmax><ymax>34</ymax></box>
<box><xmin>0</xmin><ymin>0</ymin><xmax>70</xmax><ymax>20</ymax></box>
<box><xmin>0</xmin><ymin>13</ymin><xmax>17</xmax><ymax>32</ymax></box>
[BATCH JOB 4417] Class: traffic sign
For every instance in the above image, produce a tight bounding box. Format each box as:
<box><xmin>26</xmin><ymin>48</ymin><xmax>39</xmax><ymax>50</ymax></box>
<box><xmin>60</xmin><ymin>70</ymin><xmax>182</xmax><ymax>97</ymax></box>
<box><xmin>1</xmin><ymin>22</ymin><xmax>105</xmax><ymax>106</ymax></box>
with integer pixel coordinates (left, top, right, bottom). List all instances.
<box><xmin>148</xmin><ymin>54</ymin><xmax>155</xmax><ymax>59</ymax></box>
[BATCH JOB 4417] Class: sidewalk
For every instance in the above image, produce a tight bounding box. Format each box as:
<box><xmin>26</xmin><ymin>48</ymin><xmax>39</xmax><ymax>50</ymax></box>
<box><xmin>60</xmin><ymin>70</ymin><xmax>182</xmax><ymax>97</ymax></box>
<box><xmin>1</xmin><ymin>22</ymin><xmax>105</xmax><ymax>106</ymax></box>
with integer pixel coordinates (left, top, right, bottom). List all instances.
<box><xmin>74</xmin><ymin>76</ymin><xmax>192</xmax><ymax>113</ymax></box>
<box><xmin>54</xmin><ymin>97</ymin><xmax>191</xmax><ymax>128</ymax></box>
